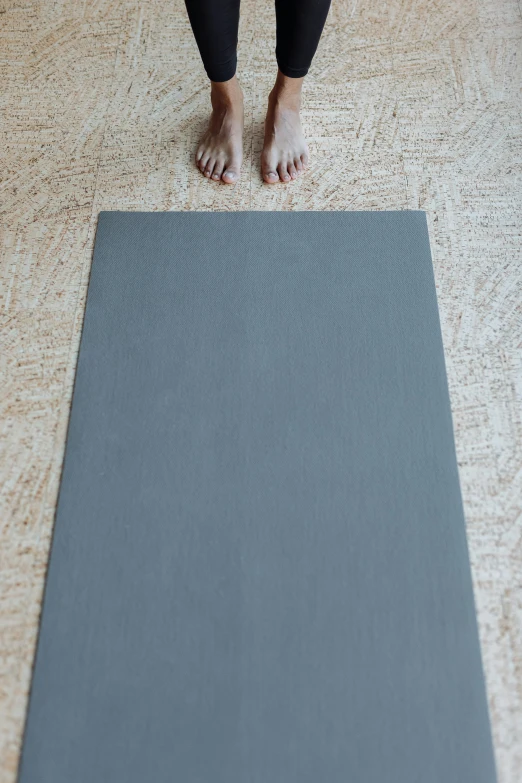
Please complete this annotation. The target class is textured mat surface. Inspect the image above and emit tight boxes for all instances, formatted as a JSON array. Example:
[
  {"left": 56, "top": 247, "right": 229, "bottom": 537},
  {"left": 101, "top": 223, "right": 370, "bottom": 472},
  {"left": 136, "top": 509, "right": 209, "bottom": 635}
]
[{"left": 19, "top": 211, "right": 496, "bottom": 783}]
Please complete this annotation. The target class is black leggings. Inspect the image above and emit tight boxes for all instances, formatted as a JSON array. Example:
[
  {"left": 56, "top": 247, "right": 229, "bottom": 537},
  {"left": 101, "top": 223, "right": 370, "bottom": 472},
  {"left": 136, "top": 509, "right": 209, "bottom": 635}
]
[{"left": 184, "top": 0, "right": 332, "bottom": 83}]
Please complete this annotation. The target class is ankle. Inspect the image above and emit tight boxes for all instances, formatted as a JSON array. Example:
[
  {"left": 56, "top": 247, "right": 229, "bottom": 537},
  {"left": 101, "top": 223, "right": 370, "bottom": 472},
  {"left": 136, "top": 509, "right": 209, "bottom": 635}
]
[
  {"left": 211, "top": 76, "right": 243, "bottom": 111},
  {"left": 269, "top": 70, "right": 303, "bottom": 110}
]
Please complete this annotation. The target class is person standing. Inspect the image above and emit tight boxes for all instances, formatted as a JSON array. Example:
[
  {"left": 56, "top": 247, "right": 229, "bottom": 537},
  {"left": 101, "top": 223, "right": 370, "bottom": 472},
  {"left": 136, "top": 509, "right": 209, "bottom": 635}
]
[{"left": 185, "top": 0, "right": 332, "bottom": 183}]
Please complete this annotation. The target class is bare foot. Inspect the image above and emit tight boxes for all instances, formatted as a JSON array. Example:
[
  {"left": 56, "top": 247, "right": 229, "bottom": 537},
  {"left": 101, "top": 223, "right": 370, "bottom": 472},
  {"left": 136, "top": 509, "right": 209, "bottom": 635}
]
[
  {"left": 196, "top": 76, "right": 243, "bottom": 184},
  {"left": 261, "top": 71, "right": 309, "bottom": 184}
]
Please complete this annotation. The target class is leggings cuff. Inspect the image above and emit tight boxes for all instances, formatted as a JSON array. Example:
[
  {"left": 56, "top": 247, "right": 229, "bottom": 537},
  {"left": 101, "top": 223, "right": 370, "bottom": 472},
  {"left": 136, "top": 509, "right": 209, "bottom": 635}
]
[
  {"left": 276, "top": 58, "right": 310, "bottom": 79},
  {"left": 205, "top": 56, "right": 237, "bottom": 83}
]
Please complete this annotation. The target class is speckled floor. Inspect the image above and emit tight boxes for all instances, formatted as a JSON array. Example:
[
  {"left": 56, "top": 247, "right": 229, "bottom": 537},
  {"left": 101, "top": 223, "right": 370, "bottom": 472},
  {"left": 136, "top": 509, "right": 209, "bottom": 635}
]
[{"left": 1, "top": 1, "right": 521, "bottom": 780}]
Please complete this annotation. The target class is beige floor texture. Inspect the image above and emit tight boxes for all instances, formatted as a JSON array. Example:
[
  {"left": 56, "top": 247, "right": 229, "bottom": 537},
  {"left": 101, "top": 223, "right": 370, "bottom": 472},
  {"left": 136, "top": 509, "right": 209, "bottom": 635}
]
[{"left": 1, "top": 0, "right": 521, "bottom": 780}]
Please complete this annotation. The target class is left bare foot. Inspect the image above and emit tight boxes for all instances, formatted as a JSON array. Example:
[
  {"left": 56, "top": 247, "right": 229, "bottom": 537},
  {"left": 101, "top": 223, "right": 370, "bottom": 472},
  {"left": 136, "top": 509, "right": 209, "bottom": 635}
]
[
  {"left": 261, "top": 71, "right": 309, "bottom": 184},
  {"left": 196, "top": 75, "right": 244, "bottom": 184}
]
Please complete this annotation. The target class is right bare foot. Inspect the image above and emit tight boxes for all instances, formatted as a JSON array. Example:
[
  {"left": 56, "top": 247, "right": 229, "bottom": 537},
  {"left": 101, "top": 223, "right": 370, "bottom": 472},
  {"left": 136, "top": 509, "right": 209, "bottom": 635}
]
[
  {"left": 196, "top": 76, "right": 244, "bottom": 184},
  {"left": 261, "top": 71, "right": 309, "bottom": 184}
]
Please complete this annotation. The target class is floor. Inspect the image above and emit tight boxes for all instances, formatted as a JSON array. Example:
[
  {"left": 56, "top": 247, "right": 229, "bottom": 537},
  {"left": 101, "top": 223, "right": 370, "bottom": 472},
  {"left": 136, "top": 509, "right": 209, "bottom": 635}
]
[{"left": 1, "top": 0, "right": 521, "bottom": 780}]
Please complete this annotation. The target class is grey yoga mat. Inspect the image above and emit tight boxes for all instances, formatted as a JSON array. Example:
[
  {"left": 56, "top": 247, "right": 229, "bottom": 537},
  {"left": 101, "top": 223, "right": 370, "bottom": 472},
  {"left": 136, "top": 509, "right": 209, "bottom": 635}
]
[{"left": 19, "top": 211, "right": 496, "bottom": 783}]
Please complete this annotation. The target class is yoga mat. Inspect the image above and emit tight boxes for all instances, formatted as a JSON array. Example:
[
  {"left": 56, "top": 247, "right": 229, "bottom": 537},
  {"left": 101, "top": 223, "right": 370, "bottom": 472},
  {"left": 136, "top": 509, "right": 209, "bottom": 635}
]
[{"left": 19, "top": 211, "right": 496, "bottom": 783}]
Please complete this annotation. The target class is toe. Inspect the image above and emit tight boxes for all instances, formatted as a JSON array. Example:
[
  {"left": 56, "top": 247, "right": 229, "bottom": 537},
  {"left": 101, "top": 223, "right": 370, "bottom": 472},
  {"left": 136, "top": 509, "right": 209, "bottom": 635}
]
[
  {"left": 295, "top": 157, "right": 303, "bottom": 173},
  {"left": 204, "top": 159, "right": 215, "bottom": 178},
  {"left": 261, "top": 158, "right": 279, "bottom": 185},
  {"left": 222, "top": 170, "right": 238, "bottom": 184},
  {"left": 222, "top": 163, "right": 240, "bottom": 184},
  {"left": 262, "top": 168, "right": 279, "bottom": 184},
  {"left": 288, "top": 162, "right": 297, "bottom": 180},
  {"left": 212, "top": 159, "right": 224, "bottom": 181},
  {"left": 198, "top": 153, "right": 209, "bottom": 173},
  {"left": 277, "top": 162, "right": 291, "bottom": 183},
  {"left": 261, "top": 151, "right": 279, "bottom": 183},
  {"left": 300, "top": 151, "right": 309, "bottom": 169}
]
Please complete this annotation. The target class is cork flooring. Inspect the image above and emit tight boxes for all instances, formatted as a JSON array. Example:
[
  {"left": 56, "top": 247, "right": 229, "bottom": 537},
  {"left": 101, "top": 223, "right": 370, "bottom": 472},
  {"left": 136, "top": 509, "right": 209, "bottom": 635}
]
[{"left": 1, "top": 0, "right": 521, "bottom": 781}]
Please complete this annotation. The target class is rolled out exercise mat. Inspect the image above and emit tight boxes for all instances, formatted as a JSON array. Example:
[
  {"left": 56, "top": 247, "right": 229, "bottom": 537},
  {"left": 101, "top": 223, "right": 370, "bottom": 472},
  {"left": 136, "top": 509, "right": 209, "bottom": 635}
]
[{"left": 19, "top": 211, "right": 496, "bottom": 783}]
